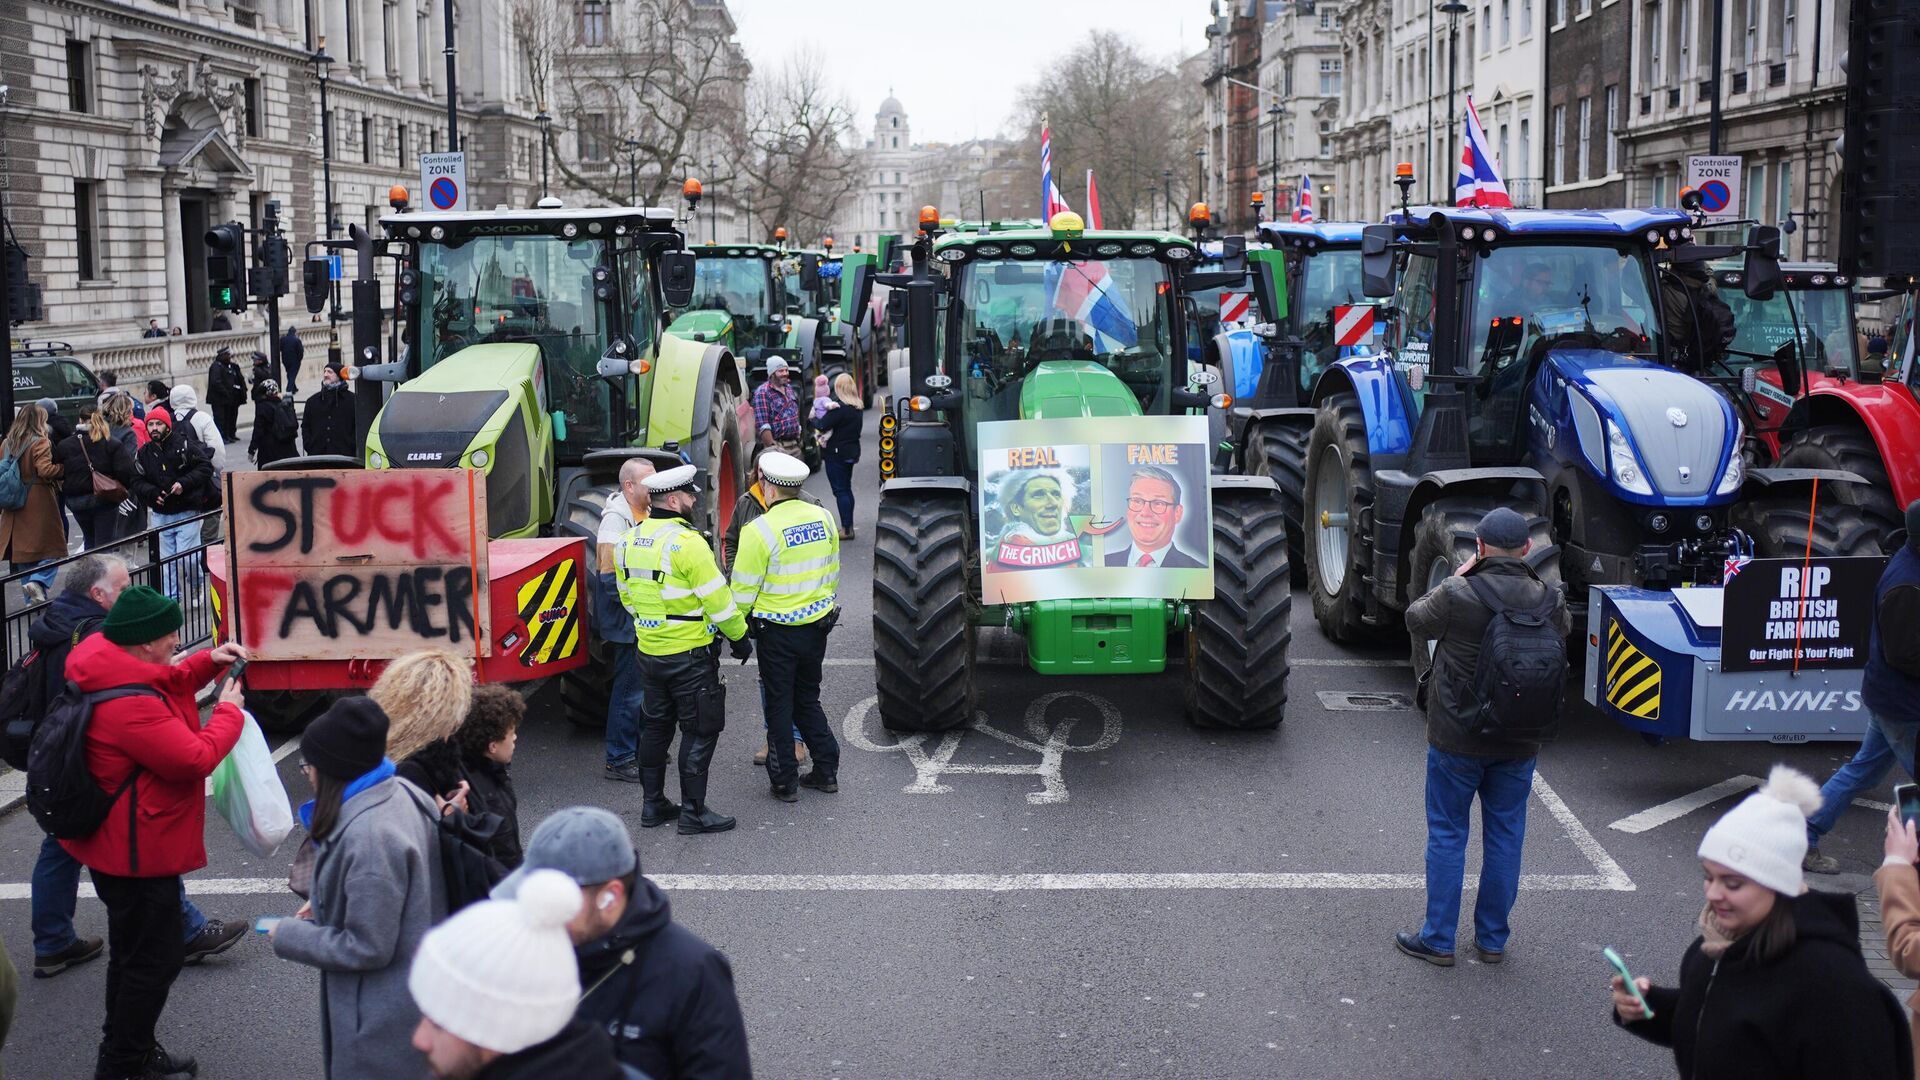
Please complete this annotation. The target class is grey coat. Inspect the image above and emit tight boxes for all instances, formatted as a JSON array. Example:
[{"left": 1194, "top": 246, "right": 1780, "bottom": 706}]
[{"left": 272, "top": 777, "right": 446, "bottom": 1079}]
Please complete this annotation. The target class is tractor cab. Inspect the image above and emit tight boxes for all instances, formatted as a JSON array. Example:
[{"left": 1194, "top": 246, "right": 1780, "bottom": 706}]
[
  {"left": 668, "top": 242, "right": 823, "bottom": 388},
  {"left": 1711, "top": 262, "right": 1861, "bottom": 439}
]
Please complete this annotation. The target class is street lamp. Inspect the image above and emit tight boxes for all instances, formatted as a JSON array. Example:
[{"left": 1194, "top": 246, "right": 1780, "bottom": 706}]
[
  {"left": 705, "top": 158, "right": 717, "bottom": 240},
  {"left": 1192, "top": 148, "right": 1206, "bottom": 226},
  {"left": 1267, "top": 102, "right": 1287, "bottom": 222},
  {"left": 310, "top": 38, "right": 339, "bottom": 354},
  {"left": 622, "top": 136, "right": 642, "bottom": 206},
  {"left": 1438, "top": 1, "right": 1470, "bottom": 205},
  {"left": 1162, "top": 168, "right": 1172, "bottom": 231},
  {"left": 535, "top": 109, "right": 551, "bottom": 199}
]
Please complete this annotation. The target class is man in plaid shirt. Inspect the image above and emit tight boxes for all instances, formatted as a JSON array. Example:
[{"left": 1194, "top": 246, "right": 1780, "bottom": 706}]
[{"left": 752, "top": 356, "right": 803, "bottom": 457}]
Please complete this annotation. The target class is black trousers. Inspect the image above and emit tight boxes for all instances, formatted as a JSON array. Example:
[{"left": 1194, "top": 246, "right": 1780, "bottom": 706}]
[
  {"left": 281, "top": 354, "right": 302, "bottom": 394},
  {"left": 89, "top": 870, "right": 185, "bottom": 1078},
  {"left": 636, "top": 645, "right": 722, "bottom": 804},
  {"left": 757, "top": 618, "right": 841, "bottom": 788},
  {"left": 209, "top": 400, "right": 240, "bottom": 442}
]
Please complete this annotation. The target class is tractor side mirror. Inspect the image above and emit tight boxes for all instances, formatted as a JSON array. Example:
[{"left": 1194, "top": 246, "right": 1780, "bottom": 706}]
[
  {"left": 800, "top": 254, "right": 821, "bottom": 290},
  {"left": 1773, "top": 338, "right": 1804, "bottom": 398},
  {"left": 839, "top": 257, "right": 875, "bottom": 321},
  {"left": 1361, "top": 226, "right": 1395, "bottom": 298},
  {"left": 1219, "top": 234, "right": 1247, "bottom": 273},
  {"left": 1742, "top": 225, "right": 1784, "bottom": 301},
  {"left": 1248, "top": 248, "right": 1288, "bottom": 326},
  {"left": 302, "top": 257, "right": 331, "bottom": 314},
  {"left": 659, "top": 251, "right": 697, "bottom": 308}
]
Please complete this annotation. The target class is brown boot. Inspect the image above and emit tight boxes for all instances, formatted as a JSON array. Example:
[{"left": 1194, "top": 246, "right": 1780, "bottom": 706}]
[
  {"left": 753, "top": 744, "right": 769, "bottom": 766},
  {"left": 796, "top": 741, "right": 810, "bottom": 764}
]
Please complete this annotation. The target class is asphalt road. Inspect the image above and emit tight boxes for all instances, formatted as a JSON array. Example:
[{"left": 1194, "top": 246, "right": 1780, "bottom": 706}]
[{"left": 0, "top": 407, "right": 1900, "bottom": 1079}]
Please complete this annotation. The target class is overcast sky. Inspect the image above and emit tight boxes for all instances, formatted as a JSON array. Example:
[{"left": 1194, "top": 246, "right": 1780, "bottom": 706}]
[{"left": 726, "top": 0, "right": 1212, "bottom": 145}]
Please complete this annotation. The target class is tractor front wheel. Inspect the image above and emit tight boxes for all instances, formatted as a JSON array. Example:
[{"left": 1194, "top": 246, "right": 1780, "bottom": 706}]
[
  {"left": 1736, "top": 495, "right": 1883, "bottom": 561},
  {"left": 1304, "top": 392, "right": 1383, "bottom": 641},
  {"left": 873, "top": 492, "right": 976, "bottom": 732},
  {"left": 703, "top": 377, "right": 745, "bottom": 540},
  {"left": 1776, "top": 425, "right": 1902, "bottom": 547},
  {"left": 1250, "top": 420, "right": 1311, "bottom": 586},
  {"left": 1406, "top": 495, "right": 1560, "bottom": 671},
  {"left": 1186, "top": 490, "right": 1293, "bottom": 729}
]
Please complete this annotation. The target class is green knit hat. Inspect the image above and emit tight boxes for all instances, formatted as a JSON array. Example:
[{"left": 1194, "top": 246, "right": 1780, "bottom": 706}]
[{"left": 103, "top": 585, "right": 183, "bottom": 646}]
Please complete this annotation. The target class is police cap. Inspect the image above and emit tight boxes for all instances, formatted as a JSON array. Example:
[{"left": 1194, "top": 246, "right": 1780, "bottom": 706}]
[
  {"left": 759, "top": 451, "right": 808, "bottom": 488},
  {"left": 643, "top": 463, "right": 700, "bottom": 496}
]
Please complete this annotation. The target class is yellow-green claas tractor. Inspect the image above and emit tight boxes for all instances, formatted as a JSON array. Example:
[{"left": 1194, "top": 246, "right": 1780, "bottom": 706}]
[{"left": 359, "top": 204, "right": 757, "bottom": 722}]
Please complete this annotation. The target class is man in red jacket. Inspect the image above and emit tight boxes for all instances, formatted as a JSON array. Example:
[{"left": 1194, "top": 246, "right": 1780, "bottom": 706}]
[{"left": 60, "top": 585, "right": 247, "bottom": 1080}]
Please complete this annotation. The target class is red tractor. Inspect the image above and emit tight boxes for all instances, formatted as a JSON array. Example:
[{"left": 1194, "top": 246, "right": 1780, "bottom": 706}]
[{"left": 1713, "top": 264, "right": 1920, "bottom": 547}]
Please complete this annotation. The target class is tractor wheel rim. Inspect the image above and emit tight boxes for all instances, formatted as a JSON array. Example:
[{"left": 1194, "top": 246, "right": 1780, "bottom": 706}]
[{"left": 1315, "top": 443, "right": 1349, "bottom": 595}]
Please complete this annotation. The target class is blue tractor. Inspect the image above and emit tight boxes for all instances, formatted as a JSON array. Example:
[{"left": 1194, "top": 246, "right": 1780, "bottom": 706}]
[{"left": 1300, "top": 205, "right": 1880, "bottom": 643}]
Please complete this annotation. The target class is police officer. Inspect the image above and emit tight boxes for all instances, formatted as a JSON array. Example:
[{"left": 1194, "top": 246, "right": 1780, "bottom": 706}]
[
  {"left": 729, "top": 451, "right": 842, "bottom": 802},
  {"left": 614, "top": 464, "right": 753, "bottom": 834}
]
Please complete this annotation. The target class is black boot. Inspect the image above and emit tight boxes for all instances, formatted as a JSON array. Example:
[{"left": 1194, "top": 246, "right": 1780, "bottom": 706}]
[
  {"left": 638, "top": 766, "right": 678, "bottom": 828},
  {"left": 677, "top": 735, "right": 735, "bottom": 834}
]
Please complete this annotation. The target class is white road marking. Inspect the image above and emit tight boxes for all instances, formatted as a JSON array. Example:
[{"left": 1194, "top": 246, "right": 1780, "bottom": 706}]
[
  {"left": 733, "top": 656, "right": 1411, "bottom": 669},
  {"left": 1292, "top": 658, "right": 1411, "bottom": 668},
  {"left": 1608, "top": 776, "right": 1762, "bottom": 835},
  {"left": 1532, "top": 772, "right": 1636, "bottom": 891},
  {"left": 843, "top": 693, "right": 1122, "bottom": 804},
  {"left": 1857, "top": 798, "right": 1894, "bottom": 812},
  {"left": 270, "top": 734, "right": 303, "bottom": 765}
]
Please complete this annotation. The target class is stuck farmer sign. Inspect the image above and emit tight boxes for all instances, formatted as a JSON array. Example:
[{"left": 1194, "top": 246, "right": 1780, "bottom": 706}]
[{"left": 224, "top": 470, "right": 491, "bottom": 661}]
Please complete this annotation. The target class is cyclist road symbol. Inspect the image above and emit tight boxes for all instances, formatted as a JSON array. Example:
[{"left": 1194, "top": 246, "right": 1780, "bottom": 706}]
[{"left": 843, "top": 691, "right": 1123, "bottom": 805}]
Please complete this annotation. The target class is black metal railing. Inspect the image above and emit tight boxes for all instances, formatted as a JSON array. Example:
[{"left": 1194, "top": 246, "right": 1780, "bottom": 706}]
[{"left": 2, "top": 507, "right": 224, "bottom": 668}]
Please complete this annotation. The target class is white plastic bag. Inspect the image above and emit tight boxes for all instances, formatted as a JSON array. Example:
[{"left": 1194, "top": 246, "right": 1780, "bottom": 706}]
[{"left": 211, "top": 710, "right": 294, "bottom": 858}]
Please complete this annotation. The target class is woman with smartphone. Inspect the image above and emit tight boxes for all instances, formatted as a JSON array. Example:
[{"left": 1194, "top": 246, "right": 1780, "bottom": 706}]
[
  {"left": 1609, "top": 765, "right": 1911, "bottom": 1079},
  {"left": 1874, "top": 795, "right": 1920, "bottom": 1078}
]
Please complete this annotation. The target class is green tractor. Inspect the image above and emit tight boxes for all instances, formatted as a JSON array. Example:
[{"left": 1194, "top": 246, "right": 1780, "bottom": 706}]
[
  {"left": 779, "top": 244, "right": 883, "bottom": 410},
  {"left": 360, "top": 203, "right": 757, "bottom": 719},
  {"left": 666, "top": 240, "right": 826, "bottom": 385},
  {"left": 844, "top": 211, "right": 1296, "bottom": 732}
]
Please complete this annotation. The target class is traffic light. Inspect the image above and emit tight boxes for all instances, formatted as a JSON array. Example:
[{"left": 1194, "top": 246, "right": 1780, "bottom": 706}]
[
  {"left": 302, "top": 256, "right": 331, "bottom": 314},
  {"left": 1840, "top": 0, "right": 1920, "bottom": 277},
  {"left": 251, "top": 234, "right": 290, "bottom": 299},
  {"left": 204, "top": 222, "right": 247, "bottom": 313},
  {"left": 5, "top": 239, "right": 43, "bottom": 325}
]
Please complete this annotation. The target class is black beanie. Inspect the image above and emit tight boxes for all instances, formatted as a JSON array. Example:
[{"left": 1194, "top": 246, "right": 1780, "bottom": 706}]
[{"left": 303, "top": 697, "right": 391, "bottom": 781}]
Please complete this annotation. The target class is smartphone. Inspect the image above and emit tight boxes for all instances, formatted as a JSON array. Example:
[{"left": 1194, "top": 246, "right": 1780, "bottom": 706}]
[
  {"left": 1896, "top": 783, "right": 1920, "bottom": 825},
  {"left": 221, "top": 657, "right": 249, "bottom": 691},
  {"left": 1603, "top": 947, "right": 1655, "bottom": 1020},
  {"left": 252, "top": 915, "right": 283, "bottom": 935}
]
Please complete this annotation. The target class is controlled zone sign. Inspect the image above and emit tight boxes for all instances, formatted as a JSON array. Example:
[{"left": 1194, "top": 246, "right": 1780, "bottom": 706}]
[
  {"left": 420, "top": 152, "right": 467, "bottom": 211},
  {"left": 976, "top": 415, "right": 1213, "bottom": 604},
  {"left": 224, "top": 469, "right": 491, "bottom": 661},
  {"left": 1684, "top": 155, "right": 1742, "bottom": 224}
]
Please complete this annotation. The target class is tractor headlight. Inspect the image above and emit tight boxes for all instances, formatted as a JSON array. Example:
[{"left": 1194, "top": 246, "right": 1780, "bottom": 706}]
[
  {"left": 469, "top": 448, "right": 490, "bottom": 469},
  {"left": 369, "top": 451, "right": 387, "bottom": 469},
  {"left": 1606, "top": 420, "right": 1652, "bottom": 495},
  {"left": 1716, "top": 421, "right": 1746, "bottom": 494}
]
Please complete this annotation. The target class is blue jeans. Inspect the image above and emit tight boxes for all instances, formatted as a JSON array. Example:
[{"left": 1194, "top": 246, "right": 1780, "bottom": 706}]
[
  {"left": 1807, "top": 712, "right": 1918, "bottom": 845},
  {"left": 31, "top": 833, "right": 205, "bottom": 955},
  {"left": 822, "top": 457, "right": 856, "bottom": 531},
  {"left": 152, "top": 508, "right": 200, "bottom": 602},
  {"left": 14, "top": 557, "right": 57, "bottom": 591},
  {"left": 604, "top": 644, "right": 646, "bottom": 766},
  {"left": 1419, "top": 745, "right": 1536, "bottom": 955}
]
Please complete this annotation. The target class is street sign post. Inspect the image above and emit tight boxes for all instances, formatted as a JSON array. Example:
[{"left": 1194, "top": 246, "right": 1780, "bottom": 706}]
[
  {"left": 419, "top": 151, "right": 467, "bottom": 212},
  {"left": 1685, "top": 155, "right": 1742, "bottom": 225}
]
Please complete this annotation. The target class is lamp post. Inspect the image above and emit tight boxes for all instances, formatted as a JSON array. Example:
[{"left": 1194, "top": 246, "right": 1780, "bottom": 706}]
[
  {"left": 310, "top": 39, "right": 339, "bottom": 352},
  {"left": 535, "top": 109, "right": 551, "bottom": 198},
  {"left": 1267, "top": 102, "right": 1286, "bottom": 222},
  {"left": 1193, "top": 148, "right": 1207, "bottom": 225},
  {"left": 1162, "top": 168, "right": 1172, "bottom": 230},
  {"left": 1438, "top": 1, "right": 1469, "bottom": 204},
  {"left": 623, "top": 136, "right": 642, "bottom": 206},
  {"left": 705, "top": 158, "right": 717, "bottom": 240},
  {"left": 442, "top": 0, "right": 458, "bottom": 148}
]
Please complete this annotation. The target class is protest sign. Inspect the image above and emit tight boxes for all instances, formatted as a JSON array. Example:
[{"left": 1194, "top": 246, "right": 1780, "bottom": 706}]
[
  {"left": 1719, "top": 555, "right": 1887, "bottom": 673},
  {"left": 977, "top": 415, "right": 1213, "bottom": 604}
]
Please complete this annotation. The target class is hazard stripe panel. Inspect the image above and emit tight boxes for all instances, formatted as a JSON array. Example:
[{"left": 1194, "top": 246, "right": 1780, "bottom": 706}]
[
  {"left": 1604, "top": 620, "right": 1661, "bottom": 720},
  {"left": 515, "top": 559, "right": 581, "bottom": 666}
]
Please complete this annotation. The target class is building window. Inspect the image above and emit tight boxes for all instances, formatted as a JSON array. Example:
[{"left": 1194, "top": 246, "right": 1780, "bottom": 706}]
[
  {"left": 1677, "top": 0, "right": 1693, "bottom": 76},
  {"left": 345, "top": 0, "right": 359, "bottom": 62},
  {"left": 397, "top": 122, "right": 408, "bottom": 168},
  {"left": 1743, "top": 0, "right": 1759, "bottom": 63},
  {"left": 893, "top": 171, "right": 902, "bottom": 184},
  {"left": 1553, "top": 0, "right": 1566, "bottom": 22},
  {"left": 74, "top": 182, "right": 100, "bottom": 281},
  {"left": 1518, "top": 117, "right": 1531, "bottom": 177},
  {"left": 1776, "top": 160, "right": 1793, "bottom": 250},
  {"left": 362, "top": 116, "right": 373, "bottom": 164},
  {"left": 243, "top": 78, "right": 262, "bottom": 137},
  {"left": 1521, "top": 0, "right": 1532, "bottom": 34},
  {"left": 1319, "top": 58, "right": 1342, "bottom": 95},
  {"left": 578, "top": 113, "right": 610, "bottom": 161},
  {"left": 65, "top": 40, "right": 91, "bottom": 113},
  {"left": 1747, "top": 162, "right": 1766, "bottom": 220},
  {"left": 1775, "top": 0, "right": 1795, "bottom": 55},
  {"left": 1320, "top": 8, "right": 1333, "bottom": 27},
  {"left": 1551, "top": 103, "right": 1566, "bottom": 184},
  {"left": 577, "top": 0, "right": 608, "bottom": 46},
  {"left": 1576, "top": 96, "right": 1591, "bottom": 180},
  {"left": 1604, "top": 86, "right": 1619, "bottom": 172},
  {"left": 1645, "top": 0, "right": 1664, "bottom": 85},
  {"left": 1481, "top": 5, "right": 1492, "bottom": 51},
  {"left": 1498, "top": 122, "right": 1510, "bottom": 173},
  {"left": 1578, "top": 0, "right": 1591, "bottom": 13},
  {"left": 231, "top": 0, "right": 257, "bottom": 28},
  {"left": 1500, "top": 0, "right": 1511, "bottom": 44}
]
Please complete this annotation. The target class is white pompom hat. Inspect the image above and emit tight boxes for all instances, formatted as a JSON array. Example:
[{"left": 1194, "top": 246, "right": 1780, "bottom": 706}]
[
  {"left": 408, "top": 868, "right": 584, "bottom": 1054},
  {"left": 1697, "top": 765, "right": 1824, "bottom": 896}
]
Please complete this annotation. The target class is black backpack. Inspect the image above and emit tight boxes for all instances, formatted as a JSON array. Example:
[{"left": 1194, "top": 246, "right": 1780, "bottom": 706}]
[
  {"left": 1463, "top": 573, "right": 1568, "bottom": 741},
  {"left": 27, "top": 683, "right": 163, "bottom": 839},
  {"left": 0, "top": 616, "right": 104, "bottom": 770},
  {"left": 403, "top": 784, "right": 508, "bottom": 914}
]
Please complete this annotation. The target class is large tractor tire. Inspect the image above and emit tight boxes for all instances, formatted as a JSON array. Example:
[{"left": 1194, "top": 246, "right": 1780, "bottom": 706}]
[
  {"left": 1735, "top": 494, "right": 1883, "bottom": 561},
  {"left": 701, "top": 378, "right": 746, "bottom": 541},
  {"left": 1405, "top": 495, "right": 1560, "bottom": 677},
  {"left": 873, "top": 492, "right": 976, "bottom": 732},
  {"left": 556, "top": 488, "right": 616, "bottom": 729},
  {"left": 1249, "top": 420, "right": 1312, "bottom": 586},
  {"left": 1186, "top": 490, "right": 1293, "bottom": 729},
  {"left": 1303, "top": 392, "right": 1384, "bottom": 641},
  {"left": 1776, "top": 425, "right": 1903, "bottom": 547}
]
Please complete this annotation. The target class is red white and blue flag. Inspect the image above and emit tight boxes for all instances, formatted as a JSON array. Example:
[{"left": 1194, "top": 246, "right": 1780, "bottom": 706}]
[
  {"left": 1049, "top": 261, "right": 1138, "bottom": 351},
  {"left": 1292, "top": 175, "right": 1315, "bottom": 222},
  {"left": 1041, "top": 114, "right": 1072, "bottom": 219},
  {"left": 1085, "top": 169, "right": 1103, "bottom": 229},
  {"left": 1454, "top": 96, "right": 1513, "bottom": 208}
]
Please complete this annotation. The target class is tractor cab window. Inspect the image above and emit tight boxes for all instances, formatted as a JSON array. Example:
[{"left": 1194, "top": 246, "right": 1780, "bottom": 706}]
[
  {"left": 691, "top": 255, "right": 771, "bottom": 319},
  {"left": 953, "top": 256, "right": 1174, "bottom": 421},
  {"left": 1390, "top": 252, "right": 1439, "bottom": 375},
  {"left": 1724, "top": 286, "right": 1856, "bottom": 377},
  {"left": 1296, "top": 247, "right": 1366, "bottom": 373},
  {"left": 413, "top": 233, "right": 616, "bottom": 453}
]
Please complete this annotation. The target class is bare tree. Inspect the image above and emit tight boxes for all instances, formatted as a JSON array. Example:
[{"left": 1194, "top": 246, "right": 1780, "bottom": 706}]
[
  {"left": 513, "top": 0, "right": 748, "bottom": 207},
  {"left": 735, "top": 50, "right": 861, "bottom": 245},
  {"left": 1014, "top": 31, "right": 1205, "bottom": 229}
]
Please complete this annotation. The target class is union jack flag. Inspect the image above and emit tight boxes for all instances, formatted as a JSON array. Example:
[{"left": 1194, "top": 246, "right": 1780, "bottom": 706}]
[
  {"left": 1048, "top": 261, "right": 1138, "bottom": 351},
  {"left": 1723, "top": 554, "right": 1753, "bottom": 583},
  {"left": 1454, "top": 96, "right": 1514, "bottom": 208},
  {"left": 1292, "top": 175, "right": 1315, "bottom": 222},
  {"left": 1041, "top": 114, "right": 1072, "bottom": 219}
]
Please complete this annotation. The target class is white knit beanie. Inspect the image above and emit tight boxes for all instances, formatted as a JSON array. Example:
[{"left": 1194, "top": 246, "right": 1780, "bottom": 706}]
[
  {"left": 1697, "top": 765, "right": 1823, "bottom": 896},
  {"left": 408, "top": 869, "right": 584, "bottom": 1054}
]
